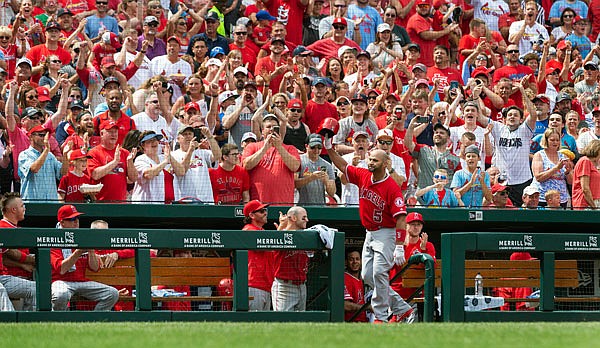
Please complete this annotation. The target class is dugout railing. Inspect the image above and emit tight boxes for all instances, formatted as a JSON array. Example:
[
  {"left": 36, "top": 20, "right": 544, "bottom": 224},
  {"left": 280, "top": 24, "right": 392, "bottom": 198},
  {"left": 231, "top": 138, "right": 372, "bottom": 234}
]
[
  {"left": 0, "top": 228, "right": 345, "bottom": 322},
  {"left": 442, "top": 232, "right": 600, "bottom": 322}
]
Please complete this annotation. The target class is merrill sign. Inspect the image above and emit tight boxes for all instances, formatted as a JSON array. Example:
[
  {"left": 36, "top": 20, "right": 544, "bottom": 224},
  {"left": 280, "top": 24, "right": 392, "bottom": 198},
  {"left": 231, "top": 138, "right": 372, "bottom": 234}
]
[
  {"left": 498, "top": 235, "right": 535, "bottom": 250},
  {"left": 36, "top": 231, "right": 77, "bottom": 247},
  {"left": 110, "top": 232, "right": 151, "bottom": 248},
  {"left": 256, "top": 233, "right": 296, "bottom": 249},
  {"left": 564, "top": 236, "right": 599, "bottom": 251},
  {"left": 182, "top": 233, "right": 224, "bottom": 248}
]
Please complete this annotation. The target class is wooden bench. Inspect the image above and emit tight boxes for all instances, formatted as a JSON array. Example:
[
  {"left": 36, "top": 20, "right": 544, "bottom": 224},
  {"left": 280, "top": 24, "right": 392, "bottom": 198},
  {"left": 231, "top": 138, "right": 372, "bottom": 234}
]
[
  {"left": 402, "top": 259, "right": 581, "bottom": 303},
  {"left": 85, "top": 257, "right": 233, "bottom": 302}
]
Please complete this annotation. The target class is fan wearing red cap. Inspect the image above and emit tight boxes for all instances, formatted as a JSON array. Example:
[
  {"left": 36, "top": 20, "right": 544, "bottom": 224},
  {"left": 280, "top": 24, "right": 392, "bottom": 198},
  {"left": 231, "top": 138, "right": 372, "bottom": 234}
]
[
  {"left": 241, "top": 200, "right": 275, "bottom": 310},
  {"left": 283, "top": 99, "right": 311, "bottom": 152},
  {"left": 390, "top": 212, "right": 436, "bottom": 301},
  {"left": 50, "top": 205, "right": 120, "bottom": 311},
  {"left": 18, "top": 123, "right": 69, "bottom": 201},
  {"left": 58, "top": 149, "right": 93, "bottom": 202},
  {"left": 148, "top": 32, "right": 193, "bottom": 101},
  {"left": 89, "top": 31, "right": 122, "bottom": 71},
  {"left": 304, "top": 16, "right": 361, "bottom": 63}
]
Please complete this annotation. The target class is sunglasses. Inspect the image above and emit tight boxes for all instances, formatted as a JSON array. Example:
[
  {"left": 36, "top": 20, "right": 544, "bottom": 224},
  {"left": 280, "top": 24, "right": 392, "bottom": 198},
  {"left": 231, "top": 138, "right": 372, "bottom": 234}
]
[
  {"left": 178, "top": 22, "right": 187, "bottom": 25},
  {"left": 433, "top": 174, "right": 447, "bottom": 180},
  {"left": 385, "top": 13, "right": 396, "bottom": 17},
  {"left": 585, "top": 66, "right": 598, "bottom": 71},
  {"left": 438, "top": 111, "right": 446, "bottom": 116},
  {"left": 70, "top": 95, "right": 82, "bottom": 99},
  {"left": 96, "top": 1, "right": 108, "bottom": 4},
  {"left": 253, "top": 208, "right": 267, "bottom": 214},
  {"left": 333, "top": 25, "right": 345, "bottom": 30},
  {"left": 148, "top": 5, "right": 161, "bottom": 8},
  {"left": 235, "top": 32, "right": 247, "bottom": 35},
  {"left": 334, "top": 4, "right": 347, "bottom": 8},
  {"left": 367, "top": 96, "right": 377, "bottom": 100},
  {"left": 507, "top": 50, "right": 519, "bottom": 54},
  {"left": 0, "top": 36, "right": 10, "bottom": 39},
  {"left": 27, "top": 95, "right": 38, "bottom": 100},
  {"left": 563, "top": 14, "right": 574, "bottom": 18},
  {"left": 310, "top": 145, "right": 322, "bottom": 149},
  {"left": 148, "top": 100, "right": 159, "bottom": 104},
  {"left": 147, "top": 23, "right": 158, "bottom": 27},
  {"left": 289, "top": 108, "right": 302, "bottom": 113},
  {"left": 337, "top": 101, "right": 350, "bottom": 106},
  {"left": 378, "top": 140, "right": 393, "bottom": 145},
  {"left": 50, "top": 59, "right": 61, "bottom": 63}
]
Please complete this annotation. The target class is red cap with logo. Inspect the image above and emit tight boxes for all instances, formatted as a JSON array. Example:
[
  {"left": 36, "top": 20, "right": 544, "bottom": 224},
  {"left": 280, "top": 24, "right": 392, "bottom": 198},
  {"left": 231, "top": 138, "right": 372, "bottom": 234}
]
[
  {"left": 184, "top": 101, "right": 200, "bottom": 112},
  {"left": 28, "top": 125, "right": 49, "bottom": 137},
  {"left": 57, "top": 204, "right": 84, "bottom": 221},
  {"left": 243, "top": 200, "right": 270, "bottom": 217},
  {"left": 100, "top": 120, "right": 119, "bottom": 131},
  {"left": 332, "top": 17, "right": 347, "bottom": 26},
  {"left": 36, "top": 86, "right": 51, "bottom": 102},
  {"left": 406, "top": 212, "right": 424, "bottom": 224},
  {"left": 288, "top": 98, "right": 302, "bottom": 109}
]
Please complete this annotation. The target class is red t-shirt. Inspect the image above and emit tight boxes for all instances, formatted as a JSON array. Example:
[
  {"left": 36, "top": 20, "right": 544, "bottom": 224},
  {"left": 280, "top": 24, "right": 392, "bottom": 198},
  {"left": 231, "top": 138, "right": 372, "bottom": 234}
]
[
  {"left": 255, "top": 55, "right": 286, "bottom": 95},
  {"left": 273, "top": 250, "right": 309, "bottom": 282},
  {"left": 345, "top": 165, "right": 406, "bottom": 230},
  {"left": 50, "top": 248, "right": 97, "bottom": 282},
  {"left": 572, "top": 156, "right": 600, "bottom": 209},
  {"left": 390, "top": 240, "right": 436, "bottom": 298},
  {"left": 253, "top": 26, "right": 271, "bottom": 44},
  {"left": 306, "top": 37, "right": 361, "bottom": 61},
  {"left": 265, "top": 0, "right": 307, "bottom": 45},
  {"left": 58, "top": 171, "right": 92, "bottom": 202},
  {"left": 209, "top": 165, "right": 250, "bottom": 204},
  {"left": 93, "top": 111, "right": 136, "bottom": 146},
  {"left": 25, "top": 44, "right": 72, "bottom": 83},
  {"left": 243, "top": 223, "right": 275, "bottom": 292},
  {"left": 406, "top": 14, "right": 436, "bottom": 67},
  {"left": 427, "top": 66, "right": 463, "bottom": 100},
  {"left": 86, "top": 144, "right": 131, "bottom": 202},
  {"left": 242, "top": 140, "right": 300, "bottom": 205},
  {"left": 344, "top": 272, "right": 367, "bottom": 322},
  {"left": 303, "top": 99, "right": 339, "bottom": 133},
  {"left": 230, "top": 43, "right": 258, "bottom": 73}
]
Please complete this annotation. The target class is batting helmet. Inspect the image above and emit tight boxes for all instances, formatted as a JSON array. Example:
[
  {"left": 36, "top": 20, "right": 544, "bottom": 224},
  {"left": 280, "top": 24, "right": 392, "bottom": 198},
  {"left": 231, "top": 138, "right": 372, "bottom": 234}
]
[
  {"left": 217, "top": 278, "right": 233, "bottom": 296},
  {"left": 316, "top": 118, "right": 339, "bottom": 137}
]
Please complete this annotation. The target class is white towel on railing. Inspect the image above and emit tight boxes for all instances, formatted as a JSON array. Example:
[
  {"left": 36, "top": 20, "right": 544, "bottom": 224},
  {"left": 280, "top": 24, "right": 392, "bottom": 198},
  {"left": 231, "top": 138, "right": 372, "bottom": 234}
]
[{"left": 307, "top": 224, "right": 337, "bottom": 249}]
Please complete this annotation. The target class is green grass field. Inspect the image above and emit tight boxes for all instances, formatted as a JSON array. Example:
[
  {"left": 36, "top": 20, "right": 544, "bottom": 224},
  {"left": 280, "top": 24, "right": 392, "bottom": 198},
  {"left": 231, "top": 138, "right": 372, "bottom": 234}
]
[{"left": 3, "top": 322, "right": 600, "bottom": 348}]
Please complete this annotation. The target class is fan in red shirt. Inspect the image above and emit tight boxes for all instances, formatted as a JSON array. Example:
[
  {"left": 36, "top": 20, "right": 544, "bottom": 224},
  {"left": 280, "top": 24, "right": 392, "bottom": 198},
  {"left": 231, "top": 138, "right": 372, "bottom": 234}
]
[
  {"left": 427, "top": 45, "right": 463, "bottom": 100},
  {"left": 58, "top": 148, "right": 93, "bottom": 202},
  {"left": 92, "top": 87, "right": 136, "bottom": 145},
  {"left": 25, "top": 21, "right": 72, "bottom": 83},
  {"left": 254, "top": 37, "right": 289, "bottom": 95},
  {"left": 242, "top": 200, "right": 276, "bottom": 311},
  {"left": 209, "top": 144, "right": 250, "bottom": 204}
]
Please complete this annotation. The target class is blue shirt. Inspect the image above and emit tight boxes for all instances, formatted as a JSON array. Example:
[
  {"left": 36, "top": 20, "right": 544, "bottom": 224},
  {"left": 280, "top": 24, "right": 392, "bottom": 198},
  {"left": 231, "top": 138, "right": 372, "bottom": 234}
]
[
  {"left": 549, "top": 0, "right": 588, "bottom": 19},
  {"left": 565, "top": 33, "right": 591, "bottom": 59},
  {"left": 450, "top": 169, "right": 490, "bottom": 208},
  {"left": 186, "top": 33, "right": 230, "bottom": 57},
  {"left": 84, "top": 15, "right": 119, "bottom": 39},
  {"left": 18, "top": 146, "right": 63, "bottom": 202},
  {"left": 421, "top": 188, "right": 460, "bottom": 207},
  {"left": 534, "top": 118, "right": 549, "bottom": 136},
  {"left": 347, "top": 4, "right": 382, "bottom": 50},
  {"left": 529, "top": 132, "right": 579, "bottom": 155}
]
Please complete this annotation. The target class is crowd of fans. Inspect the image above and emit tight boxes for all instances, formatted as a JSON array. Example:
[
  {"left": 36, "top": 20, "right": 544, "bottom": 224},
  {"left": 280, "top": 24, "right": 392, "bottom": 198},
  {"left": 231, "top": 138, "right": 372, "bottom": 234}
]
[{"left": 1, "top": 0, "right": 600, "bottom": 209}]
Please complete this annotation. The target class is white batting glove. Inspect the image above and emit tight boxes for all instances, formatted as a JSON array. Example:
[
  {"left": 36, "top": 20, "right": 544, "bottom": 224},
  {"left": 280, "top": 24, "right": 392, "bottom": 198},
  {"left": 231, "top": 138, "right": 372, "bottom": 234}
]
[
  {"left": 324, "top": 135, "right": 333, "bottom": 150},
  {"left": 393, "top": 245, "right": 406, "bottom": 266}
]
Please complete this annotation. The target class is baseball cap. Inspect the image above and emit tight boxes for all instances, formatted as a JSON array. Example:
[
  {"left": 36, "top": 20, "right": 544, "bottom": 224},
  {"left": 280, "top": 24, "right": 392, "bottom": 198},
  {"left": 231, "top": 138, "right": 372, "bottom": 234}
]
[
  {"left": 412, "top": 63, "right": 427, "bottom": 72},
  {"left": 510, "top": 252, "right": 536, "bottom": 261},
  {"left": 471, "top": 66, "right": 491, "bottom": 78},
  {"left": 102, "top": 32, "right": 121, "bottom": 49},
  {"left": 103, "top": 76, "right": 120, "bottom": 88},
  {"left": 337, "top": 45, "right": 357, "bottom": 58},
  {"left": 233, "top": 66, "right": 249, "bottom": 76},
  {"left": 367, "top": 88, "right": 381, "bottom": 96},
  {"left": 464, "top": 144, "right": 480, "bottom": 156},
  {"left": 356, "top": 51, "right": 371, "bottom": 60},
  {"left": 36, "top": 86, "right": 51, "bottom": 102},
  {"left": 523, "top": 185, "right": 540, "bottom": 196},
  {"left": 573, "top": 15, "right": 585, "bottom": 23},
  {"left": 293, "top": 45, "right": 313, "bottom": 57},
  {"left": 376, "top": 129, "right": 393, "bottom": 140},
  {"left": 218, "top": 90, "right": 237, "bottom": 104},
  {"left": 241, "top": 132, "right": 257, "bottom": 143},
  {"left": 433, "top": 123, "right": 450, "bottom": 136},
  {"left": 532, "top": 94, "right": 550, "bottom": 104},
  {"left": 406, "top": 212, "right": 424, "bottom": 224},
  {"left": 140, "top": 133, "right": 163, "bottom": 143},
  {"left": 184, "top": 101, "right": 200, "bottom": 112},
  {"left": 545, "top": 66, "right": 560, "bottom": 76},
  {"left": 210, "top": 46, "right": 225, "bottom": 58},
  {"left": 332, "top": 17, "right": 347, "bottom": 27},
  {"left": 27, "top": 124, "right": 48, "bottom": 136},
  {"left": 351, "top": 94, "right": 368, "bottom": 104},
  {"left": 236, "top": 17, "right": 251, "bottom": 26},
  {"left": 57, "top": 8, "right": 73, "bottom": 17},
  {"left": 491, "top": 183, "right": 509, "bottom": 194},
  {"left": 207, "top": 58, "right": 223, "bottom": 67},
  {"left": 585, "top": 61, "right": 599, "bottom": 70},
  {"left": 166, "top": 36, "right": 181, "bottom": 46},
  {"left": 205, "top": 11, "right": 219, "bottom": 21},
  {"left": 352, "top": 130, "right": 369, "bottom": 140},
  {"left": 69, "top": 148, "right": 91, "bottom": 161},
  {"left": 46, "top": 21, "right": 61, "bottom": 31},
  {"left": 263, "top": 113, "right": 278, "bottom": 122},
  {"left": 57, "top": 204, "right": 84, "bottom": 222},
  {"left": 270, "top": 37, "right": 286, "bottom": 46},
  {"left": 177, "top": 125, "right": 194, "bottom": 135},
  {"left": 100, "top": 120, "right": 119, "bottom": 131},
  {"left": 101, "top": 56, "right": 116, "bottom": 68},
  {"left": 377, "top": 23, "right": 391, "bottom": 33},
  {"left": 144, "top": 16, "right": 159, "bottom": 25},
  {"left": 16, "top": 57, "right": 32, "bottom": 68},
  {"left": 557, "top": 40, "right": 568, "bottom": 50},
  {"left": 69, "top": 100, "right": 85, "bottom": 110},
  {"left": 243, "top": 81, "right": 258, "bottom": 90},
  {"left": 307, "top": 134, "right": 323, "bottom": 147},
  {"left": 312, "top": 76, "right": 330, "bottom": 86},
  {"left": 243, "top": 199, "right": 269, "bottom": 217},
  {"left": 415, "top": 78, "right": 429, "bottom": 87},
  {"left": 406, "top": 43, "right": 420, "bottom": 52},
  {"left": 556, "top": 92, "right": 572, "bottom": 103},
  {"left": 387, "top": 93, "right": 401, "bottom": 101},
  {"left": 288, "top": 98, "right": 302, "bottom": 109},
  {"left": 256, "top": 9, "right": 276, "bottom": 21},
  {"left": 22, "top": 107, "right": 43, "bottom": 119},
  {"left": 416, "top": 0, "right": 432, "bottom": 5}
]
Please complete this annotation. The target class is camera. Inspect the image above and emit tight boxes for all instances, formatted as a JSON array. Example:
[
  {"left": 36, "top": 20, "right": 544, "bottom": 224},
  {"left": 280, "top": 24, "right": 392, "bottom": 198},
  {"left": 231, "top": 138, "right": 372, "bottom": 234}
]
[
  {"left": 447, "top": 7, "right": 462, "bottom": 24},
  {"left": 416, "top": 115, "right": 429, "bottom": 124},
  {"left": 534, "top": 34, "right": 544, "bottom": 47}
]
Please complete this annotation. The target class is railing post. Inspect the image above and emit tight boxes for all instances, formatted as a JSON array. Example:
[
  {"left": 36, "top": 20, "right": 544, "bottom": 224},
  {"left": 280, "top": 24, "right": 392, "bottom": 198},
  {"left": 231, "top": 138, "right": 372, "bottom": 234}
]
[
  {"left": 135, "top": 248, "right": 152, "bottom": 311},
  {"left": 442, "top": 233, "right": 475, "bottom": 322},
  {"left": 540, "top": 251, "right": 555, "bottom": 311},
  {"left": 328, "top": 232, "right": 345, "bottom": 322},
  {"left": 34, "top": 248, "right": 52, "bottom": 311},
  {"left": 421, "top": 253, "right": 435, "bottom": 323},
  {"left": 233, "top": 250, "right": 249, "bottom": 312}
]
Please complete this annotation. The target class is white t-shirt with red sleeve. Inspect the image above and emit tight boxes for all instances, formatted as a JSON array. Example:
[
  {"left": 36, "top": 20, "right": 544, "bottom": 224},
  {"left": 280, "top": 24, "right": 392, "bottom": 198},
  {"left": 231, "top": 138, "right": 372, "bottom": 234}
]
[{"left": 345, "top": 165, "right": 406, "bottom": 231}]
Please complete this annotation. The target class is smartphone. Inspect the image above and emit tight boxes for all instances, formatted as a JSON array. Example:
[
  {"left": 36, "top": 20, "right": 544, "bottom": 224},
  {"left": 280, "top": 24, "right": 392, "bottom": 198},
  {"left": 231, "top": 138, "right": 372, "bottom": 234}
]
[
  {"left": 416, "top": 115, "right": 429, "bottom": 124},
  {"left": 475, "top": 79, "right": 482, "bottom": 86},
  {"left": 479, "top": 37, "right": 487, "bottom": 44},
  {"left": 394, "top": 107, "right": 403, "bottom": 116},
  {"left": 320, "top": 166, "right": 327, "bottom": 172},
  {"left": 450, "top": 81, "right": 459, "bottom": 89},
  {"left": 272, "top": 126, "right": 280, "bottom": 135},
  {"left": 193, "top": 128, "right": 204, "bottom": 140},
  {"left": 363, "top": 79, "right": 368, "bottom": 86}
]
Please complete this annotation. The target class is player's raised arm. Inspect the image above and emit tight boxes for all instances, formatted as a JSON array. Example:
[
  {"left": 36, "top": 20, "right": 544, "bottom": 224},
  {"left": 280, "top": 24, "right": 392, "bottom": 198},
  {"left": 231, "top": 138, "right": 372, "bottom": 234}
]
[{"left": 325, "top": 135, "right": 349, "bottom": 172}]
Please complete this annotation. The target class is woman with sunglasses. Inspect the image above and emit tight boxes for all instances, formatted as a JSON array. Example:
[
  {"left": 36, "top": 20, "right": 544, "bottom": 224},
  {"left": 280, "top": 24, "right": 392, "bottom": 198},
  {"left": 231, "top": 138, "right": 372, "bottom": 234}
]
[
  {"left": 165, "top": 2, "right": 203, "bottom": 55},
  {"left": 39, "top": 55, "right": 65, "bottom": 112},
  {"left": 551, "top": 8, "right": 576, "bottom": 43},
  {"left": 382, "top": 6, "right": 411, "bottom": 48},
  {"left": 0, "top": 26, "right": 25, "bottom": 80}
]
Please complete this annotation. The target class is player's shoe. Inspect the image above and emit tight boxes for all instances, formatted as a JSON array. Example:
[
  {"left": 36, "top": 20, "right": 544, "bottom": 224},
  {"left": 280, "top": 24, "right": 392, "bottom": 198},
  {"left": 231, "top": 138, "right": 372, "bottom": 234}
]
[
  {"left": 389, "top": 308, "right": 415, "bottom": 324},
  {"left": 373, "top": 319, "right": 387, "bottom": 324}
]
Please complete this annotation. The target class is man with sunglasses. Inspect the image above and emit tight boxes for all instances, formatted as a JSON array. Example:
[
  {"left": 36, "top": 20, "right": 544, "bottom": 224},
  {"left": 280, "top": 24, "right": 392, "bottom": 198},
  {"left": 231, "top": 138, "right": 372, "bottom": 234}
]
[
  {"left": 229, "top": 24, "right": 258, "bottom": 72},
  {"left": 295, "top": 134, "right": 336, "bottom": 205},
  {"left": 487, "top": 183, "right": 514, "bottom": 208},
  {"left": 50, "top": 205, "right": 119, "bottom": 311},
  {"left": 83, "top": 0, "right": 119, "bottom": 41},
  {"left": 375, "top": 129, "right": 406, "bottom": 188},
  {"left": 306, "top": 17, "right": 361, "bottom": 61},
  {"left": 575, "top": 61, "right": 599, "bottom": 95},
  {"left": 318, "top": 0, "right": 360, "bottom": 43},
  {"left": 492, "top": 44, "right": 537, "bottom": 109},
  {"left": 242, "top": 199, "right": 274, "bottom": 310},
  {"left": 283, "top": 98, "right": 311, "bottom": 152},
  {"left": 25, "top": 21, "right": 71, "bottom": 83}
]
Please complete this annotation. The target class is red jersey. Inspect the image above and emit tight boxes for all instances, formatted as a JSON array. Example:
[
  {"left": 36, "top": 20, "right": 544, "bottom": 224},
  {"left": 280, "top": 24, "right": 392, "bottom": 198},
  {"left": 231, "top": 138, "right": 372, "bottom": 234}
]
[
  {"left": 390, "top": 239, "right": 436, "bottom": 298},
  {"left": 0, "top": 44, "right": 18, "bottom": 79},
  {"left": 427, "top": 66, "right": 463, "bottom": 100},
  {"left": 93, "top": 111, "right": 136, "bottom": 145},
  {"left": 0, "top": 219, "right": 18, "bottom": 275},
  {"left": 265, "top": 0, "right": 307, "bottom": 45},
  {"left": 50, "top": 248, "right": 98, "bottom": 282},
  {"left": 304, "top": 99, "right": 339, "bottom": 133},
  {"left": 255, "top": 55, "right": 286, "bottom": 95},
  {"left": 345, "top": 165, "right": 406, "bottom": 230},
  {"left": 243, "top": 223, "right": 275, "bottom": 292},
  {"left": 344, "top": 272, "right": 368, "bottom": 322},
  {"left": 253, "top": 26, "right": 271, "bottom": 44},
  {"left": 209, "top": 165, "right": 250, "bottom": 205},
  {"left": 406, "top": 13, "right": 436, "bottom": 67},
  {"left": 230, "top": 43, "right": 258, "bottom": 72},
  {"left": 272, "top": 250, "right": 309, "bottom": 283},
  {"left": 59, "top": 0, "right": 96, "bottom": 14},
  {"left": 58, "top": 171, "right": 92, "bottom": 202},
  {"left": 86, "top": 144, "right": 131, "bottom": 202},
  {"left": 25, "top": 44, "right": 72, "bottom": 83}
]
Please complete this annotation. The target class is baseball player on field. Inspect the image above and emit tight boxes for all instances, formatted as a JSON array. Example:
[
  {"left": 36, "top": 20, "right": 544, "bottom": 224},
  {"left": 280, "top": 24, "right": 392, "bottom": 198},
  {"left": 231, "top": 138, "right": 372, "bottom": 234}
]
[
  {"left": 326, "top": 138, "right": 414, "bottom": 323},
  {"left": 271, "top": 206, "right": 311, "bottom": 311}
]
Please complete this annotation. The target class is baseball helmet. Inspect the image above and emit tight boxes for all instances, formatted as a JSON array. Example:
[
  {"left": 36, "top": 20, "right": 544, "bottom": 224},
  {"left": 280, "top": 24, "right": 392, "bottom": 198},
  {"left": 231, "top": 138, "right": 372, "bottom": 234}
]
[
  {"left": 316, "top": 117, "right": 339, "bottom": 137},
  {"left": 217, "top": 278, "right": 233, "bottom": 296}
]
